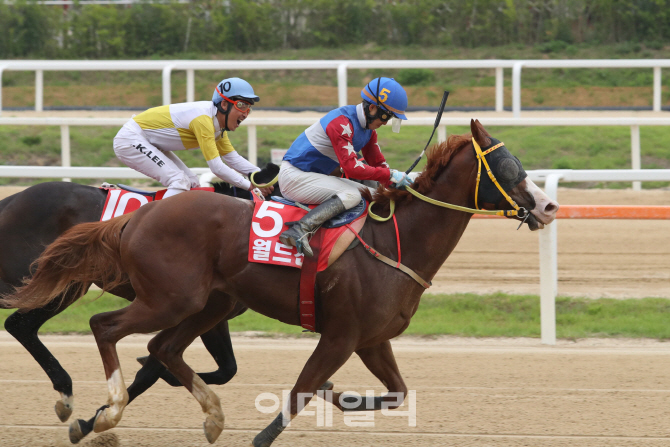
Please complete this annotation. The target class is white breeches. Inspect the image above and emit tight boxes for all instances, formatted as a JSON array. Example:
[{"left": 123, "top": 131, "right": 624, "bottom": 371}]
[
  {"left": 113, "top": 120, "right": 199, "bottom": 198},
  {"left": 279, "top": 161, "right": 375, "bottom": 209}
]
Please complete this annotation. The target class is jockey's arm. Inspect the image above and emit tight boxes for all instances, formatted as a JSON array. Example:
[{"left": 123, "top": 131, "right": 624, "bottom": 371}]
[
  {"left": 190, "top": 116, "right": 252, "bottom": 190},
  {"left": 360, "top": 131, "right": 391, "bottom": 170},
  {"left": 325, "top": 116, "right": 391, "bottom": 184}
]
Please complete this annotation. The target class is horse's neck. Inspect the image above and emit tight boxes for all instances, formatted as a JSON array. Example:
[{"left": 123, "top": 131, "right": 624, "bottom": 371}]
[{"left": 395, "top": 165, "right": 477, "bottom": 282}]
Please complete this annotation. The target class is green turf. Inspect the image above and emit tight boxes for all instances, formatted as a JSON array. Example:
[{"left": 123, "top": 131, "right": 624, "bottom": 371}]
[{"left": 2, "top": 291, "right": 670, "bottom": 339}]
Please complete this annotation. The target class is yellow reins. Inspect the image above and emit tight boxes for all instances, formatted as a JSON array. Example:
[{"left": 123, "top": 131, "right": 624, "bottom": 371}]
[
  {"left": 250, "top": 172, "right": 279, "bottom": 188},
  {"left": 368, "top": 138, "right": 527, "bottom": 221}
]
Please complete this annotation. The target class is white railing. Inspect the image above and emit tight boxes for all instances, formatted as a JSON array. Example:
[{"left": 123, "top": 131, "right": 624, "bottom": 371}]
[
  {"left": 0, "top": 59, "right": 667, "bottom": 116},
  {"left": 534, "top": 169, "right": 670, "bottom": 345},
  {"left": 1, "top": 115, "right": 668, "bottom": 190}
]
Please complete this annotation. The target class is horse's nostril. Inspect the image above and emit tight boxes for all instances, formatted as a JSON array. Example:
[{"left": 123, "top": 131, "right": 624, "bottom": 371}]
[{"left": 544, "top": 202, "right": 559, "bottom": 214}]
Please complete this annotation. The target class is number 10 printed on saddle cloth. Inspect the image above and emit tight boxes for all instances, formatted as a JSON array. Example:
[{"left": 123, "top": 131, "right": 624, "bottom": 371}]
[{"left": 249, "top": 201, "right": 306, "bottom": 267}]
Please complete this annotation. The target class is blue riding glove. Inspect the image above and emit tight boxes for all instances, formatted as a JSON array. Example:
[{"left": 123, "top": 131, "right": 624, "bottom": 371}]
[{"left": 389, "top": 169, "right": 413, "bottom": 188}]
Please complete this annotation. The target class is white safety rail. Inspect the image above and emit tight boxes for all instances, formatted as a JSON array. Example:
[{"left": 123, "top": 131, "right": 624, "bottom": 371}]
[
  {"left": 512, "top": 59, "right": 670, "bottom": 117},
  {"left": 530, "top": 169, "right": 670, "bottom": 345},
  {"left": 1, "top": 115, "right": 668, "bottom": 190},
  {"left": 1, "top": 59, "right": 668, "bottom": 116}
]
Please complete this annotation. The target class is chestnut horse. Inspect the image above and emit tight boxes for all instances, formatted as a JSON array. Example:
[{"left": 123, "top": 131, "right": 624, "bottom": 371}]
[
  {"left": 0, "top": 163, "right": 276, "bottom": 429},
  {"left": 2, "top": 120, "right": 558, "bottom": 446}
]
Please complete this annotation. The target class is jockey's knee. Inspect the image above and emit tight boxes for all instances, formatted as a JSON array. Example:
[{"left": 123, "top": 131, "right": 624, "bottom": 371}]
[
  {"left": 164, "top": 174, "right": 191, "bottom": 198},
  {"left": 336, "top": 190, "right": 361, "bottom": 209}
]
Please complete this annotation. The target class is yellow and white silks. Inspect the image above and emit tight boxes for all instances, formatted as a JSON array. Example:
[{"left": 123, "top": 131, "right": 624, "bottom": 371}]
[{"left": 113, "top": 101, "right": 259, "bottom": 198}]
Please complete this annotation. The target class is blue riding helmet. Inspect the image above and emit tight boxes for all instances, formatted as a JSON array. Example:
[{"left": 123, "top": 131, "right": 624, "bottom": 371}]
[
  {"left": 212, "top": 77, "right": 260, "bottom": 104},
  {"left": 360, "top": 77, "right": 408, "bottom": 120}
]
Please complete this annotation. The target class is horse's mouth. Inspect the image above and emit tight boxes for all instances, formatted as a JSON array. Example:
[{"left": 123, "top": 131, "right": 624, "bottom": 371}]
[{"left": 526, "top": 213, "right": 544, "bottom": 231}]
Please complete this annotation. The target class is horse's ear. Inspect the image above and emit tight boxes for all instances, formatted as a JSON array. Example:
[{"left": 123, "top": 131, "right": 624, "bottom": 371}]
[{"left": 470, "top": 119, "right": 491, "bottom": 147}]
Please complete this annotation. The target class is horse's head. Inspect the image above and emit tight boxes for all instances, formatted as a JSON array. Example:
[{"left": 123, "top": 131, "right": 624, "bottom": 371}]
[{"left": 469, "top": 119, "right": 558, "bottom": 230}]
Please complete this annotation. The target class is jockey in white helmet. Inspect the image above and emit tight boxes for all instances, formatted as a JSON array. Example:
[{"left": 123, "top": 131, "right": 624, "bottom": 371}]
[
  {"left": 113, "top": 77, "right": 273, "bottom": 198},
  {"left": 278, "top": 77, "right": 413, "bottom": 257}
]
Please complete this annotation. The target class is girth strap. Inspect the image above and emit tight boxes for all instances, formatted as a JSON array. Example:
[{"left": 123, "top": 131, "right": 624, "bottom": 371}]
[{"left": 345, "top": 223, "right": 431, "bottom": 289}]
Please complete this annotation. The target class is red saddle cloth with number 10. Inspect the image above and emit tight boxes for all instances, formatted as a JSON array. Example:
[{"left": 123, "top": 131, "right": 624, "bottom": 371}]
[{"left": 248, "top": 195, "right": 367, "bottom": 272}]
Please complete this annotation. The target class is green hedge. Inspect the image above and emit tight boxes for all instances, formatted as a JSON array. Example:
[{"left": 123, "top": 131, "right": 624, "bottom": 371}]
[{"left": 1, "top": 0, "right": 670, "bottom": 58}]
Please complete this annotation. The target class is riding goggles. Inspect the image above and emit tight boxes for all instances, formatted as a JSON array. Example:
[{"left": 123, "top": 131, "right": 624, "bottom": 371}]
[
  {"left": 215, "top": 87, "right": 253, "bottom": 113},
  {"left": 377, "top": 107, "right": 402, "bottom": 133}
]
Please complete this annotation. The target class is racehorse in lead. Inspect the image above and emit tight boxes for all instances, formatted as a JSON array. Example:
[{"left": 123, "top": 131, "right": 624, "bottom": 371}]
[
  {"left": 0, "top": 163, "right": 277, "bottom": 427},
  {"left": 2, "top": 120, "right": 558, "bottom": 446}
]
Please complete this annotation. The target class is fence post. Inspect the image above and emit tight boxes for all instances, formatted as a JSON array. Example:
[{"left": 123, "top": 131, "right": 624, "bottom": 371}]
[
  {"left": 162, "top": 65, "right": 175, "bottom": 105},
  {"left": 512, "top": 61, "right": 524, "bottom": 118},
  {"left": 631, "top": 125, "right": 641, "bottom": 191},
  {"left": 495, "top": 66, "right": 504, "bottom": 112},
  {"left": 247, "top": 125, "right": 257, "bottom": 166},
  {"left": 35, "top": 70, "right": 43, "bottom": 112},
  {"left": 187, "top": 69, "right": 195, "bottom": 103},
  {"left": 438, "top": 125, "right": 447, "bottom": 143},
  {"left": 61, "top": 125, "right": 71, "bottom": 182},
  {"left": 653, "top": 67, "right": 661, "bottom": 112},
  {"left": 337, "top": 63, "right": 348, "bottom": 107},
  {"left": 539, "top": 172, "right": 562, "bottom": 345}
]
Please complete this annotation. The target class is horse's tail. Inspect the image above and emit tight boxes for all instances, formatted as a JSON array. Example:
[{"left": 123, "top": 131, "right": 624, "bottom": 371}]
[{"left": 0, "top": 213, "right": 133, "bottom": 312}]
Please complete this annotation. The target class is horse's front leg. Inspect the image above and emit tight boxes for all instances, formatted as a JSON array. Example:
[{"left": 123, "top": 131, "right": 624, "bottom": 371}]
[
  {"left": 331, "top": 339, "right": 408, "bottom": 412},
  {"left": 252, "top": 335, "right": 357, "bottom": 447},
  {"left": 3, "top": 299, "right": 75, "bottom": 422}
]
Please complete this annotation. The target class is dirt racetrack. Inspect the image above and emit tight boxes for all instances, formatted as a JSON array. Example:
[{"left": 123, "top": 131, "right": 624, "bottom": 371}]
[{"left": 3, "top": 333, "right": 670, "bottom": 447}]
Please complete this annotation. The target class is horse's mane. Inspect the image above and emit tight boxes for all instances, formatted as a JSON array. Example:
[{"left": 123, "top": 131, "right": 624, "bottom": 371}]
[{"left": 362, "top": 133, "right": 475, "bottom": 209}]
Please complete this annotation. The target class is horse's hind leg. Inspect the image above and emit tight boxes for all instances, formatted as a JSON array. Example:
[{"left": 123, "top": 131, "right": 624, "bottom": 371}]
[
  {"left": 332, "top": 340, "right": 408, "bottom": 412},
  {"left": 86, "top": 298, "right": 193, "bottom": 435},
  {"left": 3, "top": 295, "right": 77, "bottom": 422},
  {"left": 253, "top": 335, "right": 357, "bottom": 447},
  {"left": 136, "top": 302, "right": 247, "bottom": 387},
  {"left": 147, "top": 296, "right": 236, "bottom": 444}
]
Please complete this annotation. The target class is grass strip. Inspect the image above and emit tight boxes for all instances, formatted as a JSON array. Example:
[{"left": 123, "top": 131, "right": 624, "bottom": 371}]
[{"left": 1, "top": 291, "right": 670, "bottom": 339}]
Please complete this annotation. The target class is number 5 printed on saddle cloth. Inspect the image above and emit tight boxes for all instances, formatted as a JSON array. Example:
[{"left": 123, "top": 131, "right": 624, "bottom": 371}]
[{"left": 249, "top": 201, "right": 306, "bottom": 268}]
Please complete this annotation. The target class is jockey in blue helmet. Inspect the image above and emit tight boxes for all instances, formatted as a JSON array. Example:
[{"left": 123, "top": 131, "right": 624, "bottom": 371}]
[
  {"left": 277, "top": 77, "right": 412, "bottom": 257},
  {"left": 114, "top": 77, "right": 273, "bottom": 199}
]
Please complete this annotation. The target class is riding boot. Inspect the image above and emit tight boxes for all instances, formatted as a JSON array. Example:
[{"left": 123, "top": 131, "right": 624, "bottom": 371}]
[{"left": 279, "top": 196, "right": 346, "bottom": 257}]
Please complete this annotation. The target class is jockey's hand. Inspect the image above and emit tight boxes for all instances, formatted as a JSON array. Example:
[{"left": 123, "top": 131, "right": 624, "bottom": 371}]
[
  {"left": 389, "top": 169, "right": 413, "bottom": 188},
  {"left": 253, "top": 185, "right": 274, "bottom": 197},
  {"left": 189, "top": 176, "right": 201, "bottom": 189},
  {"left": 407, "top": 172, "right": 420, "bottom": 183}
]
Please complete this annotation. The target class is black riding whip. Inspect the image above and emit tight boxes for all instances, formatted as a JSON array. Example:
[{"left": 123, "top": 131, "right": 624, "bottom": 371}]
[{"left": 405, "top": 91, "right": 449, "bottom": 174}]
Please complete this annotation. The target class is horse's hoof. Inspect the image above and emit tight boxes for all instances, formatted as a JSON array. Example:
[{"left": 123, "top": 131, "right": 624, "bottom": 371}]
[
  {"left": 55, "top": 394, "right": 74, "bottom": 422},
  {"left": 203, "top": 413, "right": 224, "bottom": 444},
  {"left": 136, "top": 355, "right": 149, "bottom": 366},
  {"left": 68, "top": 419, "right": 85, "bottom": 444}
]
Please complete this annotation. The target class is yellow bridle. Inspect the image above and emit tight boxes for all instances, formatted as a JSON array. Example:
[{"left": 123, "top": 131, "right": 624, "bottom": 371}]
[{"left": 368, "top": 138, "right": 528, "bottom": 221}]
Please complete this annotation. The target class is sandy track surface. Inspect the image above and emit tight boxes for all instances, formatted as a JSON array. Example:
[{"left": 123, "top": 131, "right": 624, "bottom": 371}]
[
  {"left": 2, "top": 333, "right": 670, "bottom": 447},
  {"left": 2, "top": 186, "right": 668, "bottom": 299}
]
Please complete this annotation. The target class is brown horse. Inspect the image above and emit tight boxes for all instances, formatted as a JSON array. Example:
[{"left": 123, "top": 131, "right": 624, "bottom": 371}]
[{"left": 2, "top": 120, "right": 558, "bottom": 446}]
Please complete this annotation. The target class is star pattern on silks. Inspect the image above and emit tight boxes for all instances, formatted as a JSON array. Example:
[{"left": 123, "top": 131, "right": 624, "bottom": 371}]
[
  {"left": 354, "top": 159, "right": 366, "bottom": 169},
  {"left": 343, "top": 142, "right": 355, "bottom": 156},
  {"left": 341, "top": 123, "right": 352, "bottom": 137}
]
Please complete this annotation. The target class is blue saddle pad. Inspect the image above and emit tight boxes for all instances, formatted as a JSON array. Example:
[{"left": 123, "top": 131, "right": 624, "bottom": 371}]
[{"left": 270, "top": 197, "right": 367, "bottom": 228}]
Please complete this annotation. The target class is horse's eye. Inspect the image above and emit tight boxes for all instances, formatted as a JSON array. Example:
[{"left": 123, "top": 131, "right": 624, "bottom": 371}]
[{"left": 497, "top": 158, "right": 520, "bottom": 181}]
